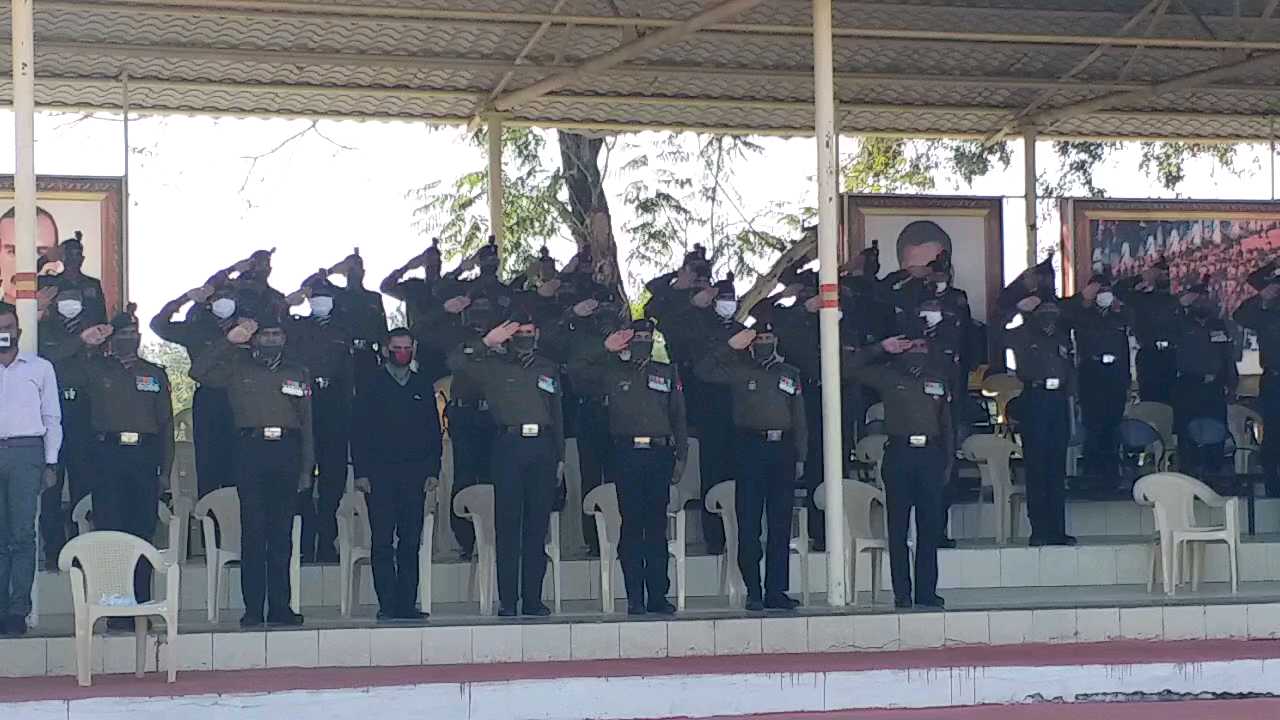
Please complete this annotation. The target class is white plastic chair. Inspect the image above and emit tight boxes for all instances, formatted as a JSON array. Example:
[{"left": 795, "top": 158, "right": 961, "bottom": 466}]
[
  {"left": 864, "top": 402, "right": 885, "bottom": 425},
  {"left": 1227, "top": 404, "right": 1263, "bottom": 475},
  {"left": 59, "top": 531, "right": 179, "bottom": 686},
  {"left": 70, "top": 496, "right": 182, "bottom": 555},
  {"left": 981, "top": 374, "right": 1024, "bottom": 435},
  {"left": 336, "top": 490, "right": 436, "bottom": 617},
  {"left": 194, "top": 488, "right": 301, "bottom": 622},
  {"left": 667, "top": 485, "right": 688, "bottom": 611},
  {"left": 583, "top": 484, "right": 623, "bottom": 613},
  {"left": 1134, "top": 472, "right": 1240, "bottom": 596},
  {"left": 1126, "top": 401, "right": 1176, "bottom": 468},
  {"left": 453, "top": 485, "right": 560, "bottom": 614},
  {"left": 961, "top": 434, "right": 1026, "bottom": 544},
  {"left": 854, "top": 435, "right": 888, "bottom": 489},
  {"left": 790, "top": 503, "right": 811, "bottom": 605},
  {"left": 815, "top": 479, "right": 890, "bottom": 607},
  {"left": 704, "top": 480, "right": 744, "bottom": 607}
]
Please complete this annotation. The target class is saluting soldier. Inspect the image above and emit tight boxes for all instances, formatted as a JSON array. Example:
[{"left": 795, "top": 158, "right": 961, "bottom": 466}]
[
  {"left": 1235, "top": 265, "right": 1280, "bottom": 495},
  {"left": 287, "top": 278, "right": 355, "bottom": 564},
  {"left": 191, "top": 313, "right": 313, "bottom": 627},
  {"left": 448, "top": 312, "right": 564, "bottom": 617},
  {"left": 1007, "top": 298, "right": 1076, "bottom": 546},
  {"left": 329, "top": 250, "right": 387, "bottom": 385},
  {"left": 37, "top": 233, "right": 107, "bottom": 325},
  {"left": 1115, "top": 258, "right": 1179, "bottom": 403},
  {"left": 1171, "top": 275, "right": 1237, "bottom": 474},
  {"left": 695, "top": 322, "right": 806, "bottom": 612},
  {"left": 573, "top": 319, "right": 688, "bottom": 616},
  {"left": 78, "top": 309, "right": 174, "bottom": 618},
  {"left": 1063, "top": 271, "right": 1133, "bottom": 485},
  {"left": 848, "top": 331, "right": 952, "bottom": 610}
]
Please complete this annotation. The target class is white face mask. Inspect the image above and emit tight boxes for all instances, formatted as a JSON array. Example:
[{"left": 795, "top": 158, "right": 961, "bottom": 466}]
[
  {"left": 310, "top": 296, "right": 334, "bottom": 318},
  {"left": 920, "top": 310, "right": 943, "bottom": 328},
  {"left": 57, "top": 299, "right": 83, "bottom": 319},
  {"left": 935, "top": 281, "right": 948, "bottom": 294},
  {"left": 715, "top": 299, "right": 737, "bottom": 319},
  {"left": 1096, "top": 291, "right": 1115, "bottom": 309},
  {"left": 0, "top": 332, "right": 11, "bottom": 348},
  {"left": 211, "top": 298, "right": 237, "bottom": 320}
]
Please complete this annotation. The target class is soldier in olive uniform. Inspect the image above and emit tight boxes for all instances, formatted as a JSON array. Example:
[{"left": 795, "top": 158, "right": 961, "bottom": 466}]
[
  {"left": 448, "top": 313, "right": 564, "bottom": 617},
  {"left": 330, "top": 251, "right": 387, "bottom": 385},
  {"left": 574, "top": 319, "right": 688, "bottom": 615},
  {"left": 1235, "top": 264, "right": 1280, "bottom": 495},
  {"left": 1062, "top": 271, "right": 1133, "bottom": 484},
  {"left": 1171, "top": 276, "right": 1237, "bottom": 474},
  {"left": 288, "top": 279, "right": 355, "bottom": 563},
  {"left": 78, "top": 309, "right": 174, "bottom": 610},
  {"left": 695, "top": 323, "right": 806, "bottom": 611},
  {"left": 37, "top": 233, "right": 107, "bottom": 324},
  {"left": 191, "top": 313, "right": 313, "bottom": 627},
  {"left": 1115, "top": 258, "right": 1179, "bottom": 403},
  {"left": 848, "top": 332, "right": 952, "bottom": 609},
  {"left": 1007, "top": 299, "right": 1076, "bottom": 546}
]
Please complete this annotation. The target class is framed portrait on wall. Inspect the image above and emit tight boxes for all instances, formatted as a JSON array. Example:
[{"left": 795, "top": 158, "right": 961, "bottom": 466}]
[
  {"left": 842, "top": 194, "right": 1004, "bottom": 324},
  {"left": 1059, "top": 198, "right": 1280, "bottom": 319},
  {"left": 0, "top": 175, "right": 125, "bottom": 312}
]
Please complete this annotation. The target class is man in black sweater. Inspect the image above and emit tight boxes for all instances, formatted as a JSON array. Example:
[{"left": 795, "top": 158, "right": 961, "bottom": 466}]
[{"left": 351, "top": 328, "right": 443, "bottom": 621}]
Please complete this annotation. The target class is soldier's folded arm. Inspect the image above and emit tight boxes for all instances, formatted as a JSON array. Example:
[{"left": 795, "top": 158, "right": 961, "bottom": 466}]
[
  {"left": 693, "top": 342, "right": 742, "bottom": 384},
  {"left": 188, "top": 339, "right": 240, "bottom": 387}
]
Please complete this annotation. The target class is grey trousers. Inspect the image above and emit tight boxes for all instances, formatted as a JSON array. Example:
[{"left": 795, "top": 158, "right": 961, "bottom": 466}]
[{"left": 0, "top": 445, "right": 41, "bottom": 617}]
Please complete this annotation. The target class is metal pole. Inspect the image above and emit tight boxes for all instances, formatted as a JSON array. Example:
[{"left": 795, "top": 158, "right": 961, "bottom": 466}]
[
  {"left": 122, "top": 72, "right": 131, "bottom": 304},
  {"left": 1023, "top": 128, "right": 1039, "bottom": 268},
  {"left": 486, "top": 115, "right": 505, "bottom": 247},
  {"left": 814, "top": 0, "right": 847, "bottom": 608},
  {"left": 12, "top": 0, "right": 36, "bottom": 351}
]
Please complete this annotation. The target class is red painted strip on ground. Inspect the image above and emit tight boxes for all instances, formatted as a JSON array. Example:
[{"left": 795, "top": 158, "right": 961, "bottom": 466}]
[
  {"left": 4, "top": 638, "right": 1280, "bottom": 704},
  {"left": 680, "top": 698, "right": 1280, "bottom": 720}
]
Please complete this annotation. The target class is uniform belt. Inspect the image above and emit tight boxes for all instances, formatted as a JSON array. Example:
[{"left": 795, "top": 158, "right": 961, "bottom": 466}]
[
  {"left": 1028, "top": 379, "right": 1064, "bottom": 390},
  {"left": 742, "top": 429, "right": 786, "bottom": 442},
  {"left": 504, "top": 424, "right": 546, "bottom": 437},
  {"left": 97, "top": 432, "right": 156, "bottom": 446},
  {"left": 617, "top": 435, "right": 674, "bottom": 448},
  {"left": 889, "top": 434, "right": 937, "bottom": 448},
  {"left": 1146, "top": 341, "right": 1172, "bottom": 351},
  {"left": 0, "top": 436, "right": 42, "bottom": 449},
  {"left": 241, "top": 427, "right": 292, "bottom": 441}
]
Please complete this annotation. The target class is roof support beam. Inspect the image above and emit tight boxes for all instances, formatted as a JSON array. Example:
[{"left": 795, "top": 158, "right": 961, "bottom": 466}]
[{"left": 491, "top": 0, "right": 771, "bottom": 112}]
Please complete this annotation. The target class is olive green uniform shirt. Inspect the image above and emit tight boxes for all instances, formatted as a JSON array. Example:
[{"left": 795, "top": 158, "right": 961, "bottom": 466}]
[
  {"left": 694, "top": 345, "right": 807, "bottom": 456},
  {"left": 447, "top": 343, "right": 566, "bottom": 462}
]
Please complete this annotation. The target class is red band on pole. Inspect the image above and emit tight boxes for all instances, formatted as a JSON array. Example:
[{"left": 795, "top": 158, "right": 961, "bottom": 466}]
[
  {"left": 819, "top": 283, "right": 840, "bottom": 309},
  {"left": 13, "top": 272, "right": 36, "bottom": 299}
]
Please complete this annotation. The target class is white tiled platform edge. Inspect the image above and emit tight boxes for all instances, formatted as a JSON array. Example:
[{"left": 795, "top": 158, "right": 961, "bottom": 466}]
[{"left": 7, "top": 602, "right": 1280, "bottom": 677}]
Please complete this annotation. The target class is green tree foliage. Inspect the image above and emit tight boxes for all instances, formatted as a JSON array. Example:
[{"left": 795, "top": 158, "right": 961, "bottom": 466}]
[
  {"left": 842, "top": 138, "right": 1014, "bottom": 193},
  {"left": 142, "top": 340, "right": 195, "bottom": 415},
  {"left": 1042, "top": 141, "right": 1241, "bottom": 198}
]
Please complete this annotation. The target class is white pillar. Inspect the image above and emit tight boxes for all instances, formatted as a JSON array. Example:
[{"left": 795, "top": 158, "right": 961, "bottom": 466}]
[
  {"left": 486, "top": 115, "right": 505, "bottom": 247},
  {"left": 813, "top": 0, "right": 847, "bottom": 608},
  {"left": 12, "top": 0, "right": 36, "bottom": 350},
  {"left": 121, "top": 73, "right": 131, "bottom": 304},
  {"left": 1023, "top": 128, "right": 1038, "bottom": 269}
]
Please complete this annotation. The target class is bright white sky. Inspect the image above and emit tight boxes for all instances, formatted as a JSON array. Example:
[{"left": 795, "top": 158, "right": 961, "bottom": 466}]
[{"left": 0, "top": 110, "right": 1274, "bottom": 338}]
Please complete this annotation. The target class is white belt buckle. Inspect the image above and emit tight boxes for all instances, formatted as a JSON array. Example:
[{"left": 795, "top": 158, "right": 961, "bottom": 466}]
[
  {"left": 1045, "top": 378, "right": 1061, "bottom": 390},
  {"left": 1156, "top": 341, "right": 1170, "bottom": 350},
  {"left": 119, "top": 432, "right": 139, "bottom": 446},
  {"left": 264, "top": 427, "right": 283, "bottom": 441},
  {"left": 1101, "top": 354, "right": 1116, "bottom": 365},
  {"left": 765, "top": 430, "right": 783, "bottom": 442},
  {"left": 634, "top": 436, "right": 652, "bottom": 449},
  {"left": 521, "top": 424, "right": 540, "bottom": 438},
  {"left": 909, "top": 435, "right": 928, "bottom": 448}
]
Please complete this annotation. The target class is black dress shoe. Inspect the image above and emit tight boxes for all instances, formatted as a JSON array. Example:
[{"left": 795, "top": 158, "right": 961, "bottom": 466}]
[
  {"left": 915, "top": 595, "right": 946, "bottom": 609},
  {"left": 266, "top": 611, "right": 304, "bottom": 627},
  {"left": 938, "top": 538, "right": 958, "bottom": 549},
  {"left": 764, "top": 594, "right": 801, "bottom": 611},
  {"left": 498, "top": 607, "right": 518, "bottom": 618},
  {"left": 2, "top": 615, "right": 27, "bottom": 636},
  {"left": 376, "top": 610, "right": 396, "bottom": 624},
  {"left": 627, "top": 603, "right": 647, "bottom": 617},
  {"left": 240, "top": 614, "right": 265, "bottom": 629},
  {"left": 1054, "top": 535, "right": 1079, "bottom": 547},
  {"left": 894, "top": 597, "right": 913, "bottom": 610},
  {"left": 396, "top": 609, "right": 430, "bottom": 621},
  {"left": 745, "top": 598, "right": 765, "bottom": 612},
  {"left": 1028, "top": 535, "right": 1050, "bottom": 547},
  {"left": 522, "top": 603, "right": 552, "bottom": 617},
  {"left": 647, "top": 600, "right": 677, "bottom": 616}
]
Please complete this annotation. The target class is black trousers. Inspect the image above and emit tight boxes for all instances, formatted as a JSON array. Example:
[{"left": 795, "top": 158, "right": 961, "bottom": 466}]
[
  {"left": 1079, "top": 361, "right": 1129, "bottom": 480},
  {"left": 300, "top": 383, "right": 349, "bottom": 561},
  {"left": 1174, "top": 376, "right": 1228, "bottom": 475},
  {"left": 1136, "top": 347, "right": 1176, "bottom": 404},
  {"left": 446, "top": 404, "right": 494, "bottom": 555},
  {"left": 575, "top": 398, "right": 613, "bottom": 552},
  {"left": 1021, "top": 388, "right": 1069, "bottom": 540},
  {"left": 41, "top": 396, "right": 91, "bottom": 564},
  {"left": 235, "top": 433, "right": 301, "bottom": 619},
  {"left": 883, "top": 440, "right": 946, "bottom": 602},
  {"left": 366, "top": 461, "right": 427, "bottom": 615},
  {"left": 688, "top": 376, "right": 731, "bottom": 553},
  {"left": 91, "top": 435, "right": 161, "bottom": 603},
  {"left": 193, "top": 386, "right": 236, "bottom": 498},
  {"left": 1263, "top": 374, "right": 1280, "bottom": 495},
  {"left": 733, "top": 432, "right": 794, "bottom": 600},
  {"left": 614, "top": 444, "right": 674, "bottom": 606},
  {"left": 490, "top": 433, "right": 557, "bottom": 610}
]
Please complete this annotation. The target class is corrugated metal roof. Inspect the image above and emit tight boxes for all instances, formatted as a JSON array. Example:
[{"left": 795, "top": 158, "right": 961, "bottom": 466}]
[{"left": 2, "top": 0, "right": 1279, "bottom": 140}]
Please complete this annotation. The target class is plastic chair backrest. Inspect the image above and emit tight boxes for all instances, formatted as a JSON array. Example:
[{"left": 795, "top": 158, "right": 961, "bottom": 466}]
[
  {"left": 58, "top": 531, "right": 163, "bottom": 604},
  {"left": 1228, "top": 404, "right": 1262, "bottom": 449},
  {"left": 1133, "top": 472, "right": 1222, "bottom": 535},
  {"left": 865, "top": 403, "right": 885, "bottom": 424},
  {"left": 705, "top": 480, "right": 735, "bottom": 516},
  {"left": 854, "top": 435, "right": 888, "bottom": 486},
  {"left": 71, "top": 495, "right": 92, "bottom": 534},
  {"left": 453, "top": 484, "right": 495, "bottom": 540},
  {"left": 1118, "top": 417, "right": 1162, "bottom": 451},
  {"left": 961, "top": 434, "right": 1019, "bottom": 492},
  {"left": 193, "top": 488, "right": 241, "bottom": 555},
  {"left": 337, "top": 492, "right": 372, "bottom": 550},
  {"left": 1126, "top": 401, "right": 1174, "bottom": 443},
  {"left": 674, "top": 437, "right": 701, "bottom": 506},
  {"left": 583, "top": 484, "right": 622, "bottom": 545},
  {"left": 814, "top": 479, "right": 885, "bottom": 539}
]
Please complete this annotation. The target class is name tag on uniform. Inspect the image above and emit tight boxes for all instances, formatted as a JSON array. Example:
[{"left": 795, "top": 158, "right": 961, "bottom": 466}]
[
  {"left": 923, "top": 381, "right": 945, "bottom": 397},
  {"left": 537, "top": 375, "right": 557, "bottom": 394},
  {"left": 1045, "top": 378, "right": 1061, "bottom": 390},
  {"left": 648, "top": 375, "right": 671, "bottom": 393},
  {"left": 62, "top": 388, "right": 77, "bottom": 401},
  {"left": 778, "top": 376, "right": 797, "bottom": 395},
  {"left": 521, "top": 424, "right": 540, "bottom": 438},
  {"left": 1211, "top": 331, "right": 1229, "bottom": 343},
  {"left": 1156, "top": 341, "right": 1170, "bottom": 350},
  {"left": 909, "top": 435, "right": 928, "bottom": 447},
  {"left": 1101, "top": 354, "right": 1117, "bottom": 365},
  {"left": 135, "top": 376, "right": 161, "bottom": 393},
  {"left": 119, "top": 432, "right": 140, "bottom": 446},
  {"left": 281, "top": 380, "right": 307, "bottom": 397}
]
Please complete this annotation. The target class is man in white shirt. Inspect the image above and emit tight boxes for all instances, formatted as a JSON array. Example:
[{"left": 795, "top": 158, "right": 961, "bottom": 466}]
[{"left": 0, "top": 301, "right": 61, "bottom": 636}]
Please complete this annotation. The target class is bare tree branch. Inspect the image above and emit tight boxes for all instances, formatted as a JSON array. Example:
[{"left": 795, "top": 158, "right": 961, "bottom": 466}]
[
  {"left": 238, "top": 120, "right": 355, "bottom": 195},
  {"left": 735, "top": 231, "right": 817, "bottom": 322}
]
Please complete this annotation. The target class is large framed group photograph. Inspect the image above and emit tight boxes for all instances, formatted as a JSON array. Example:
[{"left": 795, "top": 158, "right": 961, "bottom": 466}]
[
  {"left": 843, "top": 194, "right": 1004, "bottom": 325},
  {"left": 1059, "top": 198, "right": 1280, "bottom": 320},
  {"left": 0, "top": 175, "right": 125, "bottom": 311}
]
